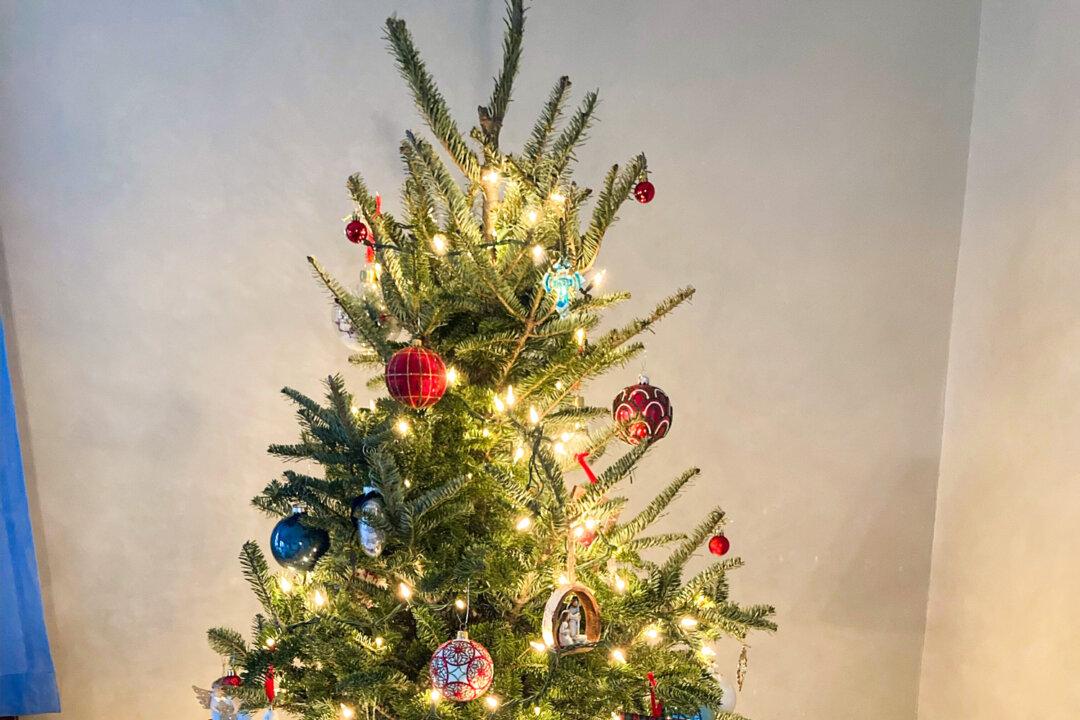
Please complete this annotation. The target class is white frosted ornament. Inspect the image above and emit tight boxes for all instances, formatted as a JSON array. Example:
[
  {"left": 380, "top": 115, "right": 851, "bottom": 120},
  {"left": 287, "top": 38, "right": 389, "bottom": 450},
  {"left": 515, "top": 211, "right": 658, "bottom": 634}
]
[{"left": 714, "top": 672, "right": 737, "bottom": 713}]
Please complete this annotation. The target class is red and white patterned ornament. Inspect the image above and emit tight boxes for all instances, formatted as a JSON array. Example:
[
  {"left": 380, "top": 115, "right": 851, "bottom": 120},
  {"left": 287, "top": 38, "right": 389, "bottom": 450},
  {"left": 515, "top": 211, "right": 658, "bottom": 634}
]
[
  {"left": 611, "top": 375, "right": 673, "bottom": 445},
  {"left": 385, "top": 342, "right": 447, "bottom": 408},
  {"left": 428, "top": 631, "right": 494, "bottom": 702}
]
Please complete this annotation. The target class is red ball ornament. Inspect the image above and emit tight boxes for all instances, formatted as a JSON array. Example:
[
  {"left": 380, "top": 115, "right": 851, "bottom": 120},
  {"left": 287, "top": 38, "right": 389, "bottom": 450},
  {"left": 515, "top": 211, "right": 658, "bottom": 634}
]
[
  {"left": 633, "top": 180, "right": 655, "bottom": 204},
  {"left": 217, "top": 673, "right": 243, "bottom": 688},
  {"left": 385, "top": 342, "right": 447, "bottom": 408},
  {"left": 708, "top": 534, "right": 730, "bottom": 556},
  {"left": 345, "top": 220, "right": 369, "bottom": 244},
  {"left": 612, "top": 375, "right": 673, "bottom": 445},
  {"left": 429, "top": 631, "right": 494, "bottom": 702}
]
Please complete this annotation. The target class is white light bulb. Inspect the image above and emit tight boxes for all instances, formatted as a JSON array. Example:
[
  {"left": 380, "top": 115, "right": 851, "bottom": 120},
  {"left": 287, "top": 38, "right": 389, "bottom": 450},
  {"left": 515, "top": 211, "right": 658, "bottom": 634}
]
[
  {"left": 610, "top": 648, "right": 627, "bottom": 664},
  {"left": 398, "top": 582, "right": 413, "bottom": 600},
  {"left": 375, "top": 636, "right": 385, "bottom": 648},
  {"left": 558, "top": 573, "right": 569, "bottom": 586},
  {"left": 312, "top": 588, "right": 327, "bottom": 608},
  {"left": 432, "top": 233, "right": 448, "bottom": 255},
  {"left": 553, "top": 441, "right": 566, "bottom": 455},
  {"left": 560, "top": 432, "right": 571, "bottom": 442},
  {"left": 430, "top": 689, "right": 442, "bottom": 703},
  {"left": 614, "top": 575, "right": 627, "bottom": 593},
  {"left": 485, "top": 695, "right": 501, "bottom": 711},
  {"left": 700, "top": 646, "right": 716, "bottom": 657},
  {"left": 341, "top": 705, "right": 356, "bottom": 719},
  {"left": 446, "top": 366, "right": 459, "bottom": 385},
  {"left": 493, "top": 395, "right": 506, "bottom": 413},
  {"left": 483, "top": 169, "right": 501, "bottom": 185},
  {"left": 455, "top": 598, "right": 466, "bottom": 610},
  {"left": 529, "top": 406, "right": 540, "bottom": 425},
  {"left": 584, "top": 517, "right": 597, "bottom": 531},
  {"left": 593, "top": 269, "right": 606, "bottom": 287},
  {"left": 534, "top": 706, "right": 542, "bottom": 716},
  {"left": 679, "top": 616, "right": 698, "bottom": 628},
  {"left": 575, "top": 328, "right": 586, "bottom": 347},
  {"left": 530, "top": 640, "right": 547, "bottom": 652},
  {"left": 549, "top": 190, "right": 566, "bottom": 204},
  {"left": 532, "top": 244, "right": 545, "bottom": 262},
  {"left": 644, "top": 626, "right": 660, "bottom": 640},
  {"left": 505, "top": 385, "right": 516, "bottom": 406},
  {"left": 265, "top": 637, "right": 277, "bottom": 649},
  {"left": 526, "top": 208, "right": 540, "bottom": 226},
  {"left": 513, "top": 446, "right": 525, "bottom": 463},
  {"left": 516, "top": 516, "right": 532, "bottom": 531},
  {"left": 278, "top": 575, "right": 294, "bottom": 593},
  {"left": 395, "top": 419, "right": 410, "bottom": 436},
  {"left": 368, "top": 399, "right": 376, "bottom": 412}
]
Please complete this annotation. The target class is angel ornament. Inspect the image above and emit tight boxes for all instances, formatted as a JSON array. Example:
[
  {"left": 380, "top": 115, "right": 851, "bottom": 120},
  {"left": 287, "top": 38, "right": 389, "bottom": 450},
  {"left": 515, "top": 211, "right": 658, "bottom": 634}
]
[
  {"left": 542, "top": 258, "right": 585, "bottom": 317},
  {"left": 193, "top": 678, "right": 251, "bottom": 720}
]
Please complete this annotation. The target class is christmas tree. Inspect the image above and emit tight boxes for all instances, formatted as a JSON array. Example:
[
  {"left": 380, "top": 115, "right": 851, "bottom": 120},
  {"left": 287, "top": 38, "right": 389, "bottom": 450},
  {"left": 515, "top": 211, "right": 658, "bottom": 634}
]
[{"left": 201, "top": 4, "right": 775, "bottom": 720}]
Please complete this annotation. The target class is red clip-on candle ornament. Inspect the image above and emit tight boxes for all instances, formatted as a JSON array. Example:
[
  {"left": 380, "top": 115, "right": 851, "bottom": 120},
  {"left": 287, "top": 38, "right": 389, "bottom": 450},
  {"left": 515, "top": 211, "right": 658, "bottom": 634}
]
[{"left": 575, "top": 452, "right": 598, "bottom": 484}]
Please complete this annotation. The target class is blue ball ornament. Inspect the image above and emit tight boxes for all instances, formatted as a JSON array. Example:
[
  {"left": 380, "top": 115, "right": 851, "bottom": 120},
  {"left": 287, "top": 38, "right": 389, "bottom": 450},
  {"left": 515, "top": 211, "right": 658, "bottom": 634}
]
[{"left": 270, "top": 508, "right": 330, "bottom": 571}]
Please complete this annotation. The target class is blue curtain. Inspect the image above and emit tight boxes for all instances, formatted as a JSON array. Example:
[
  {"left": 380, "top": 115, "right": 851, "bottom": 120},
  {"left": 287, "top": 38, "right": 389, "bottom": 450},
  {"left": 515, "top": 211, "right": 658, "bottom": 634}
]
[{"left": 0, "top": 319, "right": 60, "bottom": 715}]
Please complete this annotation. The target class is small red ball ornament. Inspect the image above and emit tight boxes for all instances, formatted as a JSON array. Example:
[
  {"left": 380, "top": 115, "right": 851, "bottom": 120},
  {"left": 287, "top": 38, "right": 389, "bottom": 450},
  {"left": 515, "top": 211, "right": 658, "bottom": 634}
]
[
  {"left": 612, "top": 375, "right": 673, "bottom": 445},
  {"left": 708, "top": 534, "right": 730, "bottom": 556},
  {"left": 217, "top": 673, "right": 243, "bottom": 688},
  {"left": 345, "top": 220, "right": 369, "bottom": 244},
  {"left": 633, "top": 180, "right": 655, "bottom": 204},
  {"left": 385, "top": 342, "right": 447, "bottom": 408},
  {"left": 429, "top": 631, "right": 494, "bottom": 702}
]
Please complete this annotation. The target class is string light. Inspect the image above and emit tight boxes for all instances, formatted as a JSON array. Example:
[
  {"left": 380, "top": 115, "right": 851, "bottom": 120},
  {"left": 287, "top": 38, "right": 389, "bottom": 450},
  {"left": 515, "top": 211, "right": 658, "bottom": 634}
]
[
  {"left": 278, "top": 575, "right": 294, "bottom": 593},
  {"left": 555, "top": 380, "right": 564, "bottom": 391},
  {"left": 549, "top": 190, "right": 566, "bottom": 204},
  {"left": 341, "top": 704, "right": 356, "bottom": 719},
  {"left": 531, "top": 244, "right": 545, "bottom": 262},
  {"left": 395, "top": 419, "right": 410, "bottom": 436},
  {"left": 430, "top": 689, "right": 443, "bottom": 703},
  {"left": 700, "top": 646, "right": 716, "bottom": 657},
  {"left": 614, "top": 575, "right": 627, "bottom": 593},
  {"left": 350, "top": 404, "right": 359, "bottom": 415},
  {"left": 560, "top": 432, "right": 571, "bottom": 442},
  {"left": 493, "top": 395, "right": 506, "bottom": 413},
  {"left": 485, "top": 695, "right": 501, "bottom": 711},
  {"left": 610, "top": 648, "right": 627, "bottom": 664},
  {"left": 643, "top": 626, "right": 660, "bottom": 641},
  {"left": 515, "top": 516, "right": 533, "bottom": 531},
  {"left": 529, "top": 640, "right": 547, "bottom": 653},
  {"left": 265, "top": 637, "right": 277, "bottom": 649},
  {"left": 398, "top": 582, "right": 413, "bottom": 600},
  {"left": 558, "top": 573, "right": 569, "bottom": 586},
  {"left": 368, "top": 399, "right": 376, "bottom": 412},
  {"left": 513, "top": 445, "right": 525, "bottom": 462},
  {"left": 573, "top": 524, "right": 585, "bottom": 539},
  {"left": 553, "top": 441, "right": 566, "bottom": 455},
  {"left": 584, "top": 518, "right": 597, "bottom": 531},
  {"left": 575, "top": 328, "right": 586, "bottom": 347},
  {"left": 455, "top": 598, "right": 467, "bottom": 610},
  {"left": 679, "top": 616, "right": 698, "bottom": 629},
  {"left": 446, "top": 366, "right": 459, "bottom": 385},
  {"left": 432, "top": 233, "right": 449, "bottom": 255},
  {"left": 482, "top": 427, "right": 491, "bottom": 437},
  {"left": 482, "top": 169, "right": 501, "bottom": 185},
  {"left": 375, "top": 636, "right": 385, "bottom": 648},
  {"left": 505, "top": 385, "right": 516, "bottom": 407},
  {"left": 534, "top": 706, "right": 542, "bottom": 716},
  {"left": 592, "top": 269, "right": 606, "bottom": 287},
  {"left": 404, "top": 478, "right": 412, "bottom": 488},
  {"left": 529, "top": 406, "right": 540, "bottom": 425},
  {"left": 312, "top": 588, "right": 328, "bottom": 609},
  {"left": 525, "top": 208, "right": 540, "bottom": 226}
]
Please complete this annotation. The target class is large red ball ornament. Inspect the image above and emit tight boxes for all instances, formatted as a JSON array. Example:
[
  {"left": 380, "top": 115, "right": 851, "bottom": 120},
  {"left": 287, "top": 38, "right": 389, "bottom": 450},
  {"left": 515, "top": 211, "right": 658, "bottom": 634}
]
[
  {"left": 612, "top": 375, "right": 672, "bottom": 445},
  {"left": 345, "top": 220, "right": 370, "bottom": 244},
  {"left": 633, "top": 180, "right": 655, "bottom": 204},
  {"left": 708, "top": 534, "right": 730, "bottom": 556},
  {"left": 385, "top": 342, "right": 447, "bottom": 408},
  {"left": 429, "top": 631, "right": 494, "bottom": 702}
]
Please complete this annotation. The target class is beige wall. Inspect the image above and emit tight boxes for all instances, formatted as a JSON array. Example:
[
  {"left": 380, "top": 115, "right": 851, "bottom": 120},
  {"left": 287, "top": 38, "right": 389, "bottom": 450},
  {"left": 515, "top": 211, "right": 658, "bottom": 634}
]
[
  {"left": 917, "top": 1, "right": 1080, "bottom": 717},
  {"left": 0, "top": 2, "right": 981, "bottom": 719}
]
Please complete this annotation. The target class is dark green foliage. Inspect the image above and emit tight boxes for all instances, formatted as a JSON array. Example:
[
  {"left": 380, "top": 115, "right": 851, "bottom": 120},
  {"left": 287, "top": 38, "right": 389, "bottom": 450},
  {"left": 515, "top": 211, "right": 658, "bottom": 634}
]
[{"left": 207, "top": 4, "right": 773, "bottom": 720}]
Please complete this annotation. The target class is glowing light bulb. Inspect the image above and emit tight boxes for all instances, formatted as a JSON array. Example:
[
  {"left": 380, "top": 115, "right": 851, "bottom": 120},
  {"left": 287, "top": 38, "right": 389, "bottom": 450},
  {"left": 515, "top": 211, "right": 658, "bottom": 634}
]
[
  {"left": 614, "top": 575, "right": 627, "bottom": 593},
  {"left": 516, "top": 516, "right": 532, "bottom": 531},
  {"left": 560, "top": 432, "right": 571, "bottom": 442},
  {"left": 529, "top": 640, "right": 547, "bottom": 653},
  {"left": 312, "top": 588, "right": 327, "bottom": 608},
  {"left": 341, "top": 705, "right": 356, "bottom": 719},
  {"left": 278, "top": 575, "right": 294, "bottom": 593},
  {"left": 395, "top": 419, "right": 410, "bottom": 435},
  {"left": 610, "top": 648, "right": 627, "bottom": 664},
  {"left": 432, "top": 233, "right": 448, "bottom": 255},
  {"left": 526, "top": 208, "right": 540, "bottom": 226},
  {"left": 529, "top": 406, "right": 540, "bottom": 425},
  {"left": 482, "top": 427, "right": 491, "bottom": 437},
  {"left": 446, "top": 366, "right": 459, "bottom": 385},
  {"left": 485, "top": 695, "right": 501, "bottom": 711},
  {"left": 575, "top": 328, "right": 586, "bottom": 347},
  {"left": 553, "top": 441, "right": 566, "bottom": 455},
  {"left": 430, "top": 689, "right": 442, "bottom": 703},
  {"left": 368, "top": 399, "right": 376, "bottom": 412},
  {"left": 573, "top": 525, "right": 585, "bottom": 539},
  {"left": 534, "top": 706, "right": 542, "bottom": 716},
  {"left": 398, "top": 582, "right": 413, "bottom": 600},
  {"left": 505, "top": 385, "right": 516, "bottom": 407},
  {"left": 265, "top": 637, "right": 277, "bottom": 649},
  {"left": 493, "top": 395, "right": 506, "bottom": 413},
  {"left": 455, "top": 598, "right": 466, "bottom": 611},
  {"left": 404, "top": 478, "right": 412, "bottom": 488},
  {"left": 513, "top": 446, "right": 525, "bottom": 463},
  {"left": 482, "top": 169, "right": 501, "bottom": 185},
  {"left": 592, "top": 269, "right": 606, "bottom": 287},
  {"left": 644, "top": 626, "right": 660, "bottom": 641},
  {"left": 679, "top": 616, "right": 698, "bottom": 629},
  {"left": 700, "top": 646, "right": 716, "bottom": 657},
  {"left": 558, "top": 573, "right": 569, "bottom": 586},
  {"left": 549, "top": 190, "right": 566, "bottom": 204},
  {"left": 555, "top": 380, "right": 565, "bottom": 391},
  {"left": 375, "top": 636, "right": 385, "bottom": 648},
  {"left": 584, "top": 517, "right": 597, "bottom": 531},
  {"left": 350, "top": 404, "right": 359, "bottom": 415},
  {"left": 532, "top": 244, "right": 545, "bottom": 262}
]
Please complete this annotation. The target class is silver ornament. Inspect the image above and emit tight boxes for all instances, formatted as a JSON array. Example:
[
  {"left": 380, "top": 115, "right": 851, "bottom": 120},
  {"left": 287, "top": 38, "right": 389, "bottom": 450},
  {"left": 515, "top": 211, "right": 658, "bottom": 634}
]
[{"left": 353, "top": 487, "right": 386, "bottom": 557}]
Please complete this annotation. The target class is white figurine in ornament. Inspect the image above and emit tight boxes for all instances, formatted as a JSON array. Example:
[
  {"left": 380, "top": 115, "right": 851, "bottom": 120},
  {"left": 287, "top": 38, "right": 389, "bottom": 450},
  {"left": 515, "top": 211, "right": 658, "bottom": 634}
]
[
  {"left": 566, "top": 595, "right": 585, "bottom": 642},
  {"left": 558, "top": 610, "right": 575, "bottom": 647}
]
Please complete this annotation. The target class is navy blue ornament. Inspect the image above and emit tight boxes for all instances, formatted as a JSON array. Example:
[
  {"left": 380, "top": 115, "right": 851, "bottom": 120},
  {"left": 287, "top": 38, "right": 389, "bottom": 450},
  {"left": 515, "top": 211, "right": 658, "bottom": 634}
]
[{"left": 270, "top": 508, "right": 330, "bottom": 571}]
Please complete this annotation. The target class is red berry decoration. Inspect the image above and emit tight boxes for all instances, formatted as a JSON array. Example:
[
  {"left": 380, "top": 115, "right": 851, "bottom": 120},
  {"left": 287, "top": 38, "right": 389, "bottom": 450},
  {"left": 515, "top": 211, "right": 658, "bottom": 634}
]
[
  {"left": 345, "top": 219, "right": 369, "bottom": 244},
  {"left": 429, "top": 631, "right": 494, "bottom": 702},
  {"left": 385, "top": 342, "right": 447, "bottom": 408},
  {"left": 633, "top": 180, "right": 655, "bottom": 204},
  {"left": 612, "top": 375, "right": 673, "bottom": 445},
  {"left": 708, "top": 534, "right": 731, "bottom": 556}
]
